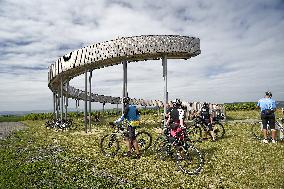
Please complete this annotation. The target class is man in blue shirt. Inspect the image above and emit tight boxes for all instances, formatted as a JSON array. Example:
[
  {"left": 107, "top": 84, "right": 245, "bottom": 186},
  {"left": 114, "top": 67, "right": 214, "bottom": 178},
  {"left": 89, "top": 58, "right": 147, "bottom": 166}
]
[
  {"left": 114, "top": 97, "right": 141, "bottom": 158},
  {"left": 257, "top": 91, "right": 277, "bottom": 143}
]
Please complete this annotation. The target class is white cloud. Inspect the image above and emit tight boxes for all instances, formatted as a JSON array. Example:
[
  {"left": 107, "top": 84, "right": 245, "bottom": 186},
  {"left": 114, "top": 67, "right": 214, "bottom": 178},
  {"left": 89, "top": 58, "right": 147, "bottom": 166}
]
[{"left": 0, "top": 0, "right": 284, "bottom": 111}]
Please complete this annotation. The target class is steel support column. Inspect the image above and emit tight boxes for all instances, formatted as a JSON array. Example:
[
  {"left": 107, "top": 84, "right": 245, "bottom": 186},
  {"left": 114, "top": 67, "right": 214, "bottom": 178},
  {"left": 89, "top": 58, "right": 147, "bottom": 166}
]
[
  {"left": 60, "top": 78, "right": 64, "bottom": 121},
  {"left": 53, "top": 92, "right": 56, "bottom": 120},
  {"left": 162, "top": 55, "right": 168, "bottom": 128},
  {"left": 122, "top": 61, "right": 127, "bottom": 114},
  {"left": 84, "top": 69, "right": 88, "bottom": 133},
  {"left": 89, "top": 70, "right": 92, "bottom": 132},
  {"left": 56, "top": 93, "right": 59, "bottom": 120},
  {"left": 65, "top": 81, "right": 69, "bottom": 120}
]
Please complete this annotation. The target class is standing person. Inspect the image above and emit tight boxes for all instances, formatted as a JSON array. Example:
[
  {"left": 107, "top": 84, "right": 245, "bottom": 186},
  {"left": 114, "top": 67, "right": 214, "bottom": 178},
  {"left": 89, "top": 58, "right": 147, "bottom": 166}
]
[
  {"left": 166, "top": 99, "right": 185, "bottom": 140},
  {"left": 187, "top": 102, "right": 194, "bottom": 120},
  {"left": 199, "top": 102, "right": 216, "bottom": 141},
  {"left": 114, "top": 97, "right": 141, "bottom": 158},
  {"left": 165, "top": 101, "right": 173, "bottom": 120},
  {"left": 257, "top": 91, "right": 277, "bottom": 143}
]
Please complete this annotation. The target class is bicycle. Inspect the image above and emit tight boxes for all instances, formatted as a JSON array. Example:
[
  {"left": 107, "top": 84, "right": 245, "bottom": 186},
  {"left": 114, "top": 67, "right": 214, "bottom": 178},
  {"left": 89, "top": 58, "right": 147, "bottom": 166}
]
[
  {"left": 45, "top": 118, "right": 73, "bottom": 131},
  {"left": 100, "top": 121, "right": 152, "bottom": 157},
  {"left": 186, "top": 115, "right": 225, "bottom": 142},
  {"left": 251, "top": 118, "right": 284, "bottom": 141},
  {"left": 154, "top": 127, "right": 204, "bottom": 175}
]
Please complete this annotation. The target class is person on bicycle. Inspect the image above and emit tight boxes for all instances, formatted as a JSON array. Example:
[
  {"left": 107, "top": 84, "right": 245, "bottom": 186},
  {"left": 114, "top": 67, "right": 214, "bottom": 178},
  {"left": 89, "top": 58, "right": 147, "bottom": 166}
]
[
  {"left": 199, "top": 102, "right": 216, "bottom": 141},
  {"left": 165, "top": 99, "right": 186, "bottom": 142},
  {"left": 257, "top": 91, "right": 277, "bottom": 143},
  {"left": 114, "top": 97, "right": 141, "bottom": 158}
]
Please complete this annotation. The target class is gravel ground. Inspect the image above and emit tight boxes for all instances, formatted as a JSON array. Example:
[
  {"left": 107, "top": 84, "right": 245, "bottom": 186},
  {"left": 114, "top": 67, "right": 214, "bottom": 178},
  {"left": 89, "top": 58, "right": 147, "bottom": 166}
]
[{"left": 0, "top": 122, "right": 27, "bottom": 140}]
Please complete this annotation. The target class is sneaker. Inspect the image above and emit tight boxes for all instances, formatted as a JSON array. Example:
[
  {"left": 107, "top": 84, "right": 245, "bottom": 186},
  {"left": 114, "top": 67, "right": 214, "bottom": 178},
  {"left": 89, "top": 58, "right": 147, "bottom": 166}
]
[
  {"left": 262, "top": 139, "right": 269, "bottom": 144},
  {"left": 124, "top": 151, "right": 131, "bottom": 157},
  {"left": 133, "top": 154, "right": 141, "bottom": 159},
  {"left": 176, "top": 152, "right": 184, "bottom": 160},
  {"left": 271, "top": 139, "right": 277, "bottom": 144}
]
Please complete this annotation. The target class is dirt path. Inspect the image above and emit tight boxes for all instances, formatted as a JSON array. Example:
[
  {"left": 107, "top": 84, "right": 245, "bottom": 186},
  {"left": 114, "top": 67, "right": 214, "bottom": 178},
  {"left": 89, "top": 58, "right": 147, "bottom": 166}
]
[{"left": 0, "top": 122, "right": 27, "bottom": 140}]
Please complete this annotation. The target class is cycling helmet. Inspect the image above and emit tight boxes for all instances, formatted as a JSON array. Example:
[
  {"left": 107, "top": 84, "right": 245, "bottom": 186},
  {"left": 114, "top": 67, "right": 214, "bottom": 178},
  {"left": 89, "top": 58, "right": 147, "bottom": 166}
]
[
  {"left": 265, "top": 91, "right": 272, "bottom": 97},
  {"left": 173, "top": 99, "right": 182, "bottom": 107},
  {"left": 203, "top": 102, "right": 209, "bottom": 107},
  {"left": 122, "top": 97, "right": 130, "bottom": 104}
]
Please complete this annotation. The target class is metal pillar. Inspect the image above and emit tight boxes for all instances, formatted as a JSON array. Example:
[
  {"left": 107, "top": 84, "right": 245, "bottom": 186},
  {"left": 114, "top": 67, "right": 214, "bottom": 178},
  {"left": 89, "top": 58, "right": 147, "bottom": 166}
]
[
  {"left": 122, "top": 61, "right": 127, "bottom": 114},
  {"left": 53, "top": 92, "right": 56, "bottom": 120},
  {"left": 89, "top": 70, "right": 92, "bottom": 132},
  {"left": 60, "top": 78, "right": 64, "bottom": 121},
  {"left": 84, "top": 68, "right": 88, "bottom": 133},
  {"left": 56, "top": 94, "right": 59, "bottom": 119},
  {"left": 65, "top": 82, "right": 69, "bottom": 120},
  {"left": 162, "top": 55, "right": 168, "bottom": 128}
]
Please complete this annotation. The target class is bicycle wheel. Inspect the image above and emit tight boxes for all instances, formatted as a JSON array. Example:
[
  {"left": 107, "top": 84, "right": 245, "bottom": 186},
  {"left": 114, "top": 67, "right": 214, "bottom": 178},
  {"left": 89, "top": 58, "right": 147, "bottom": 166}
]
[
  {"left": 213, "top": 122, "right": 225, "bottom": 140},
  {"left": 100, "top": 134, "right": 119, "bottom": 157},
  {"left": 251, "top": 122, "right": 264, "bottom": 140},
  {"left": 175, "top": 144, "right": 204, "bottom": 175},
  {"left": 136, "top": 131, "right": 152, "bottom": 152},
  {"left": 276, "top": 121, "right": 284, "bottom": 139},
  {"left": 154, "top": 135, "right": 172, "bottom": 160},
  {"left": 187, "top": 125, "right": 202, "bottom": 142},
  {"left": 45, "top": 120, "right": 52, "bottom": 129}
]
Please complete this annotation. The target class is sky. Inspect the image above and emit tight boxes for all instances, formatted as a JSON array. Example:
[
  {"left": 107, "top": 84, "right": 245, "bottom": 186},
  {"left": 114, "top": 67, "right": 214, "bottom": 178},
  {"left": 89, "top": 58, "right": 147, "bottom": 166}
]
[{"left": 0, "top": 0, "right": 284, "bottom": 111}]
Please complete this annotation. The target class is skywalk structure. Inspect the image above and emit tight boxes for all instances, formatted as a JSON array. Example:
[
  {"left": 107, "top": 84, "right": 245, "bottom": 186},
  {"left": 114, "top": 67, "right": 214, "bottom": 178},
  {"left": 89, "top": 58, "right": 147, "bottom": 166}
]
[{"left": 48, "top": 35, "right": 201, "bottom": 132}]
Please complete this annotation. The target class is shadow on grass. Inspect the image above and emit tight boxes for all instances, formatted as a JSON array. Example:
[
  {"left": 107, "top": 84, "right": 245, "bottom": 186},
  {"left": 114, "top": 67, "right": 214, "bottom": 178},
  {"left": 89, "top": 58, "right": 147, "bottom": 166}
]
[
  {"left": 220, "top": 134, "right": 233, "bottom": 140},
  {"left": 199, "top": 146, "right": 218, "bottom": 174}
]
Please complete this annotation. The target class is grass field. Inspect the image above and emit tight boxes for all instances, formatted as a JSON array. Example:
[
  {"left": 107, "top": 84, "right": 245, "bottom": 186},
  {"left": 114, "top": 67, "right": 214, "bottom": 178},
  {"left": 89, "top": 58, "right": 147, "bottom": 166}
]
[
  {"left": 0, "top": 115, "right": 23, "bottom": 122},
  {"left": 1, "top": 112, "right": 284, "bottom": 188}
]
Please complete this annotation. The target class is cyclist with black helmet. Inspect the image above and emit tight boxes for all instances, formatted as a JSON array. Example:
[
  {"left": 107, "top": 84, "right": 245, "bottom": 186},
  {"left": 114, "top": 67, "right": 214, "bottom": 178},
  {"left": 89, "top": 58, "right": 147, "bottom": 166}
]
[
  {"left": 114, "top": 97, "right": 141, "bottom": 158},
  {"left": 165, "top": 99, "right": 185, "bottom": 140},
  {"left": 199, "top": 102, "right": 216, "bottom": 141},
  {"left": 257, "top": 91, "right": 277, "bottom": 143}
]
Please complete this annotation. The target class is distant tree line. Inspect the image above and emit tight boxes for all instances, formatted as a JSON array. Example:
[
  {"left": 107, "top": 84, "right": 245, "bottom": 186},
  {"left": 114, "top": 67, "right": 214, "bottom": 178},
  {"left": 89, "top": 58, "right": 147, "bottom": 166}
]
[
  {"left": 2, "top": 108, "right": 159, "bottom": 121},
  {"left": 224, "top": 102, "right": 258, "bottom": 111}
]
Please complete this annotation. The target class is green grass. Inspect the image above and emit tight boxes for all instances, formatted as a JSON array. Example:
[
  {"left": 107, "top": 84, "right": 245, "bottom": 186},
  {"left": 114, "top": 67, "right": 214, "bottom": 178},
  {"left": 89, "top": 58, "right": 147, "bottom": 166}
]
[
  {"left": 0, "top": 113, "right": 284, "bottom": 188},
  {"left": 0, "top": 115, "right": 23, "bottom": 122},
  {"left": 225, "top": 109, "right": 283, "bottom": 120}
]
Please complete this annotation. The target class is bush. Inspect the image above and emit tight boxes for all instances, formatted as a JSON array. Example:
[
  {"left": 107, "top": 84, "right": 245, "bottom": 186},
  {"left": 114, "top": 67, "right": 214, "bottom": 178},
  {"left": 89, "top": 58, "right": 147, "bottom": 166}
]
[{"left": 224, "top": 102, "right": 258, "bottom": 111}]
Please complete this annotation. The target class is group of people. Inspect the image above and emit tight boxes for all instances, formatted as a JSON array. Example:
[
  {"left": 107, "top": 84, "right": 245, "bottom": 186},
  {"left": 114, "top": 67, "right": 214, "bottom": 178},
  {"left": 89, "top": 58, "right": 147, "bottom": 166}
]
[
  {"left": 111, "top": 91, "right": 278, "bottom": 159},
  {"left": 113, "top": 97, "right": 219, "bottom": 159},
  {"left": 165, "top": 99, "right": 217, "bottom": 142}
]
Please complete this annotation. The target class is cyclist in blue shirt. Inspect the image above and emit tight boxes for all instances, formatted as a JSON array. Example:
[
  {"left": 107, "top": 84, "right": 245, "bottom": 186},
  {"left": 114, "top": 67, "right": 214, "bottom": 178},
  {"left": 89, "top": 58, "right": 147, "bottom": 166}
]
[
  {"left": 257, "top": 91, "right": 277, "bottom": 143},
  {"left": 114, "top": 97, "right": 141, "bottom": 158}
]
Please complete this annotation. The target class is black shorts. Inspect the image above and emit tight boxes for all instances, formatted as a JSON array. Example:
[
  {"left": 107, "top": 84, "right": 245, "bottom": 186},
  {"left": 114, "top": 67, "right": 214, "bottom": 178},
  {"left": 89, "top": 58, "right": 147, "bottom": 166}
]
[
  {"left": 203, "top": 119, "right": 213, "bottom": 131},
  {"left": 261, "top": 112, "right": 275, "bottom": 130},
  {"left": 125, "top": 126, "right": 136, "bottom": 140}
]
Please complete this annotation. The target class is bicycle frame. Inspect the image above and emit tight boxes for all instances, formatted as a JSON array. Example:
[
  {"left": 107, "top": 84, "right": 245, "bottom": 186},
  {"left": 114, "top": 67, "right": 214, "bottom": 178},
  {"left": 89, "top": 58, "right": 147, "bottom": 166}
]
[
  {"left": 255, "top": 119, "right": 284, "bottom": 140},
  {"left": 276, "top": 119, "right": 284, "bottom": 139},
  {"left": 109, "top": 123, "right": 128, "bottom": 141}
]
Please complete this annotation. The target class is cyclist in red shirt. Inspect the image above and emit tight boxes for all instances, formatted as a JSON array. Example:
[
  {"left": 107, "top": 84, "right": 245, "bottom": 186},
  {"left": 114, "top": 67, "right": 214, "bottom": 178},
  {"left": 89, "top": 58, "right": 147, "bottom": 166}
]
[{"left": 166, "top": 99, "right": 185, "bottom": 141}]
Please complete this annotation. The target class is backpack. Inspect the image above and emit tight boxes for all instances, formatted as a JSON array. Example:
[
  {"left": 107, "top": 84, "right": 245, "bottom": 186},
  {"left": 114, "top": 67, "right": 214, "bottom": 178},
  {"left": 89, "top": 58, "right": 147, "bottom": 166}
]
[{"left": 200, "top": 106, "right": 210, "bottom": 119}]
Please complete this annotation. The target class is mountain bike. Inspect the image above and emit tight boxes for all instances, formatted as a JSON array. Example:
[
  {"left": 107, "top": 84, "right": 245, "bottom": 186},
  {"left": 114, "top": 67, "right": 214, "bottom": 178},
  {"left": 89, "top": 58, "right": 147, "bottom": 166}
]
[
  {"left": 45, "top": 119, "right": 73, "bottom": 131},
  {"left": 100, "top": 121, "right": 152, "bottom": 157},
  {"left": 251, "top": 118, "right": 284, "bottom": 141},
  {"left": 154, "top": 127, "right": 204, "bottom": 175},
  {"left": 186, "top": 115, "right": 225, "bottom": 142}
]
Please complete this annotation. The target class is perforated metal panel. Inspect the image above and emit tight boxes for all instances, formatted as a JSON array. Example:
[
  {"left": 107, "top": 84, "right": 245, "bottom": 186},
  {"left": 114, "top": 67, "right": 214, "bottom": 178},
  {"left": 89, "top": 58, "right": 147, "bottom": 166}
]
[{"left": 48, "top": 35, "right": 201, "bottom": 106}]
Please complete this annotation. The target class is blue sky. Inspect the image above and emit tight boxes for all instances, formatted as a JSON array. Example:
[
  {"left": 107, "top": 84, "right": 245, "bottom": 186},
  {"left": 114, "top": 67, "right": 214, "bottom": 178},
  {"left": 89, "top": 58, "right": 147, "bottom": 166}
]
[{"left": 0, "top": 0, "right": 284, "bottom": 111}]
